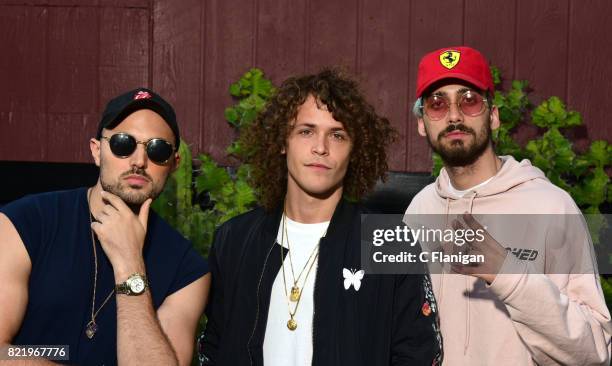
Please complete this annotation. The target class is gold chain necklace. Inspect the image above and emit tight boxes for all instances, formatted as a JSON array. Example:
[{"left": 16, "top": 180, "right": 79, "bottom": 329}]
[
  {"left": 85, "top": 188, "right": 115, "bottom": 339},
  {"left": 279, "top": 212, "right": 324, "bottom": 331},
  {"left": 283, "top": 213, "right": 320, "bottom": 302}
]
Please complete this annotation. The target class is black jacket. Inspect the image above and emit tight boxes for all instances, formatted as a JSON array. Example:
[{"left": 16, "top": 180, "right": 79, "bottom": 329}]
[{"left": 199, "top": 199, "right": 442, "bottom": 366}]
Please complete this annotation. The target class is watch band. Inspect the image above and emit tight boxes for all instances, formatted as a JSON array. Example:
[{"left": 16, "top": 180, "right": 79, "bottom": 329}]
[
  {"left": 115, "top": 282, "right": 131, "bottom": 295},
  {"left": 115, "top": 273, "right": 148, "bottom": 296}
]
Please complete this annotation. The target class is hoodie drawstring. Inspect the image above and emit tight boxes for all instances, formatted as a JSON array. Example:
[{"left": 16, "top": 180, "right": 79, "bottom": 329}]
[
  {"left": 468, "top": 192, "right": 476, "bottom": 214},
  {"left": 439, "top": 198, "right": 451, "bottom": 308}
]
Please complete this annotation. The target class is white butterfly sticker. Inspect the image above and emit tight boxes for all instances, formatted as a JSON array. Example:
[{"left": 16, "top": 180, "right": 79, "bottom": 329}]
[{"left": 343, "top": 268, "right": 365, "bottom": 291}]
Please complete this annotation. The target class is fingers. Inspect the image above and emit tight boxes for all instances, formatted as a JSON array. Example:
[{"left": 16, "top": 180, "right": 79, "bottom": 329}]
[
  {"left": 101, "top": 203, "right": 119, "bottom": 217},
  {"left": 100, "top": 190, "right": 129, "bottom": 213},
  {"left": 462, "top": 212, "right": 484, "bottom": 231},
  {"left": 90, "top": 221, "right": 102, "bottom": 237},
  {"left": 138, "top": 198, "right": 152, "bottom": 231},
  {"left": 451, "top": 219, "right": 472, "bottom": 254}
]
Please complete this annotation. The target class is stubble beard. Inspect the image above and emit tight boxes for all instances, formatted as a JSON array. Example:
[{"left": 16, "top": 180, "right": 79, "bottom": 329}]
[{"left": 100, "top": 165, "right": 166, "bottom": 207}]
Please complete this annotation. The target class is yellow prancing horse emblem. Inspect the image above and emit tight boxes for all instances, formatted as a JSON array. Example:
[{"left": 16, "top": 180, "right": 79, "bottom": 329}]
[{"left": 439, "top": 50, "right": 461, "bottom": 69}]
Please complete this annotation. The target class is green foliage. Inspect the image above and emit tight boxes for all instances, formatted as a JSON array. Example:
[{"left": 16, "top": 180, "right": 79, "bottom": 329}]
[
  {"left": 151, "top": 140, "right": 208, "bottom": 253},
  {"left": 153, "top": 68, "right": 274, "bottom": 258},
  {"left": 225, "top": 69, "right": 275, "bottom": 158},
  {"left": 491, "top": 79, "right": 530, "bottom": 160}
]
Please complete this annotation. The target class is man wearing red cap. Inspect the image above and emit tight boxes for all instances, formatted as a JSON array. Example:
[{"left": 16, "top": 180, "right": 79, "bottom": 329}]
[{"left": 404, "top": 46, "right": 611, "bottom": 365}]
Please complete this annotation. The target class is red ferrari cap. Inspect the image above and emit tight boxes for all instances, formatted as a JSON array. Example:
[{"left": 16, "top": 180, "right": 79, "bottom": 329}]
[{"left": 416, "top": 46, "right": 494, "bottom": 98}]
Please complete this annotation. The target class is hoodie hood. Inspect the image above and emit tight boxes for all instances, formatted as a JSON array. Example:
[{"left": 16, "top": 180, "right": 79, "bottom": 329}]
[{"left": 435, "top": 155, "right": 547, "bottom": 200}]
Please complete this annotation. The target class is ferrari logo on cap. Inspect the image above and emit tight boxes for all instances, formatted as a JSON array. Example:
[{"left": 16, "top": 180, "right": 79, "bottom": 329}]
[
  {"left": 134, "top": 91, "right": 152, "bottom": 100},
  {"left": 439, "top": 50, "right": 461, "bottom": 69}
]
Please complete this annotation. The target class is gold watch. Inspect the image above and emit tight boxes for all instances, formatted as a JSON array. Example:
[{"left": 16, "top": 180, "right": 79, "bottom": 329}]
[{"left": 115, "top": 273, "right": 148, "bottom": 295}]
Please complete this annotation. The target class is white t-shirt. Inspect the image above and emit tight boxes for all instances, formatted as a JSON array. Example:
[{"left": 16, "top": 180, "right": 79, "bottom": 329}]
[
  {"left": 263, "top": 216, "right": 330, "bottom": 366},
  {"left": 447, "top": 175, "right": 494, "bottom": 197}
]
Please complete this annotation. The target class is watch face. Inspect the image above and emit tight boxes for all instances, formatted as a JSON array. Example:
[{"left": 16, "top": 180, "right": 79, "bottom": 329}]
[{"left": 129, "top": 277, "right": 145, "bottom": 293}]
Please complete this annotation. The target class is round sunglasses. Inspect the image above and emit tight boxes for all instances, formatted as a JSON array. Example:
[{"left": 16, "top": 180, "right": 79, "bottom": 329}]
[
  {"left": 422, "top": 90, "right": 488, "bottom": 121},
  {"left": 101, "top": 133, "right": 175, "bottom": 164}
]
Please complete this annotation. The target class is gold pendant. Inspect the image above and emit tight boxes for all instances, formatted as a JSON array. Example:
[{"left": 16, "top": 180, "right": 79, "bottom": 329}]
[
  {"left": 290, "top": 286, "right": 301, "bottom": 302},
  {"left": 287, "top": 317, "right": 297, "bottom": 331},
  {"left": 85, "top": 321, "right": 98, "bottom": 339}
]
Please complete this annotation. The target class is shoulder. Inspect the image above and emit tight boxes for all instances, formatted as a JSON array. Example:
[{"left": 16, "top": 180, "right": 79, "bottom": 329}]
[
  {"left": 510, "top": 178, "right": 580, "bottom": 214},
  {"left": 213, "top": 206, "right": 269, "bottom": 244},
  {"left": 0, "top": 188, "right": 84, "bottom": 229},
  {"left": 204, "top": 207, "right": 275, "bottom": 280},
  {"left": 405, "top": 183, "right": 438, "bottom": 214},
  {"left": 1, "top": 188, "right": 83, "bottom": 213},
  {"left": 215, "top": 207, "right": 272, "bottom": 241},
  {"left": 218, "top": 206, "right": 268, "bottom": 232}
]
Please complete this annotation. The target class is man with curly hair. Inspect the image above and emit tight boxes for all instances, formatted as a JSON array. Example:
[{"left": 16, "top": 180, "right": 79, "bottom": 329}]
[{"left": 198, "top": 68, "right": 442, "bottom": 366}]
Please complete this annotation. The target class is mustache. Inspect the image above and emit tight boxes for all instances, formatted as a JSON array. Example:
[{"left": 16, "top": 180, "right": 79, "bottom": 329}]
[
  {"left": 120, "top": 167, "right": 152, "bottom": 181},
  {"left": 438, "top": 124, "right": 475, "bottom": 140}
]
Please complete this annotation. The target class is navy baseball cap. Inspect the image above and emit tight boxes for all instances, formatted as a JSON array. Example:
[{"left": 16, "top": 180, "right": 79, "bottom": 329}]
[{"left": 96, "top": 88, "right": 180, "bottom": 148}]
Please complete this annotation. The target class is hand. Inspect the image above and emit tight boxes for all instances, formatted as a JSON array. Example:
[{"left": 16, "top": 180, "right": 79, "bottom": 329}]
[
  {"left": 450, "top": 212, "right": 508, "bottom": 284},
  {"left": 90, "top": 191, "right": 152, "bottom": 278}
]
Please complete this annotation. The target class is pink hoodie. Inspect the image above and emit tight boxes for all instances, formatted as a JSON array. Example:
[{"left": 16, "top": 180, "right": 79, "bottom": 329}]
[{"left": 404, "top": 156, "right": 611, "bottom": 365}]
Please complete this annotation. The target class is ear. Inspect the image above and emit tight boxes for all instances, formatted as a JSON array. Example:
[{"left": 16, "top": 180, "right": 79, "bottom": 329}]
[
  {"left": 90, "top": 138, "right": 101, "bottom": 167},
  {"left": 170, "top": 152, "right": 181, "bottom": 172},
  {"left": 489, "top": 105, "right": 501, "bottom": 131},
  {"left": 417, "top": 118, "right": 427, "bottom": 137}
]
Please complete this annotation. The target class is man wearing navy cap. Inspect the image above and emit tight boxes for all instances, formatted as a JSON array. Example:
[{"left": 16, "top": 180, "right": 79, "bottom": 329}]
[
  {"left": 0, "top": 88, "right": 210, "bottom": 365},
  {"left": 404, "top": 46, "right": 611, "bottom": 365}
]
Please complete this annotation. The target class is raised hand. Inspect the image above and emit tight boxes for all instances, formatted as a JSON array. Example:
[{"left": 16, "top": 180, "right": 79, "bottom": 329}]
[
  {"left": 450, "top": 212, "right": 508, "bottom": 284},
  {"left": 90, "top": 190, "right": 152, "bottom": 279}
]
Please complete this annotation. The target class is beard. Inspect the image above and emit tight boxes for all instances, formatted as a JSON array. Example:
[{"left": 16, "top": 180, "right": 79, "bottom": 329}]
[
  {"left": 100, "top": 165, "right": 166, "bottom": 207},
  {"left": 425, "top": 121, "right": 492, "bottom": 167}
]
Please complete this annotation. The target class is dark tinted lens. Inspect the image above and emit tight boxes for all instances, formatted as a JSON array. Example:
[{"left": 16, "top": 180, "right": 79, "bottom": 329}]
[
  {"left": 109, "top": 133, "right": 137, "bottom": 157},
  {"left": 146, "top": 139, "right": 174, "bottom": 164}
]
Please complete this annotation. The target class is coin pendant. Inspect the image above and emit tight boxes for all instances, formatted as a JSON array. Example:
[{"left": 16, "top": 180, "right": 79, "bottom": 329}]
[{"left": 287, "top": 318, "right": 297, "bottom": 331}]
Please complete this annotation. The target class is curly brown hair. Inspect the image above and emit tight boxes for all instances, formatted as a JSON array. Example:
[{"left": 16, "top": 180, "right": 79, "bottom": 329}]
[{"left": 240, "top": 68, "right": 397, "bottom": 211}]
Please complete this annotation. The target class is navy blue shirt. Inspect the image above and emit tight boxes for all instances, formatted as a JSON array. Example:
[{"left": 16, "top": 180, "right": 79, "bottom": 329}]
[{"left": 1, "top": 188, "right": 209, "bottom": 365}]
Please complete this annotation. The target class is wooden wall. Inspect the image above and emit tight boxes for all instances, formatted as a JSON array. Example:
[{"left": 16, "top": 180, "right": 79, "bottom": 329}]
[{"left": 1, "top": 0, "right": 610, "bottom": 173}]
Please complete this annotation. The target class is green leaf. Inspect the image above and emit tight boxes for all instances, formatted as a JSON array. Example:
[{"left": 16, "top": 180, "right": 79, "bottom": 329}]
[
  {"left": 237, "top": 164, "right": 252, "bottom": 181},
  {"left": 195, "top": 155, "right": 231, "bottom": 193},
  {"left": 565, "top": 111, "right": 582, "bottom": 128},
  {"left": 490, "top": 66, "right": 501, "bottom": 86},
  {"left": 235, "top": 179, "right": 256, "bottom": 210},
  {"left": 242, "top": 108, "right": 258, "bottom": 124},
  {"left": 432, "top": 153, "right": 444, "bottom": 176},
  {"left": 586, "top": 140, "right": 610, "bottom": 167},
  {"left": 542, "top": 128, "right": 575, "bottom": 171},
  {"left": 229, "top": 82, "right": 241, "bottom": 97},
  {"left": 224, "top": 107, "right": 239, "bottom": 125},
  {"left": 574, "top": 168, "right": 610, "bottom": 207},
  {"left": 175, "top": 141, "right": 193, "bottom": 216}
]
